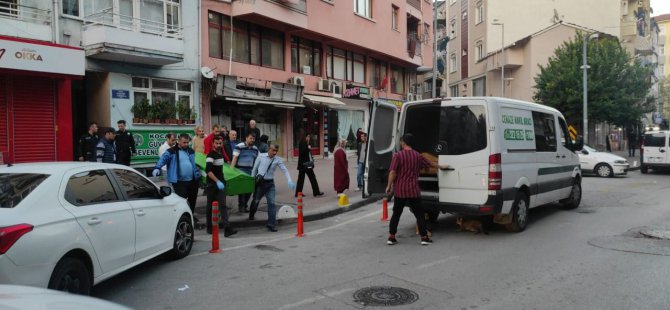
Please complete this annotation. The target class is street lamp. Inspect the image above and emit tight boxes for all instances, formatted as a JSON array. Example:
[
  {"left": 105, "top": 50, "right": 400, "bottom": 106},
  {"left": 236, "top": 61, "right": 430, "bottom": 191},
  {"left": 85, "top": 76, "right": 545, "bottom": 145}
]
[
  {"left": 492, "top": 19, "right": 504, "bottom": 97},
  {"left": 581, "top": 32, "right": 599, "bottom": 145}
]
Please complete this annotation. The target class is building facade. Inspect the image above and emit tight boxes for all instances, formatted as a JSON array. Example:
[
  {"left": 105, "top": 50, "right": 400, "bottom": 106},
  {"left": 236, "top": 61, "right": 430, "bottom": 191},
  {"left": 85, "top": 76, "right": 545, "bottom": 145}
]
[
  {"left": 654, "top": 13, "right": 669, "bottom": 122},
  {"left": 201, "top": 0, "right": 433, "bottom": 159}
]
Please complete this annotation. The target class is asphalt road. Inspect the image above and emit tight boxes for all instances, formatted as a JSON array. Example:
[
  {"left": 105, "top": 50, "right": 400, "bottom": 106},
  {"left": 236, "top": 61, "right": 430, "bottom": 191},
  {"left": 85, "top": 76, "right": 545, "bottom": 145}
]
[{"left": 92, "top": 169, "right": 670, "bottom": 310}]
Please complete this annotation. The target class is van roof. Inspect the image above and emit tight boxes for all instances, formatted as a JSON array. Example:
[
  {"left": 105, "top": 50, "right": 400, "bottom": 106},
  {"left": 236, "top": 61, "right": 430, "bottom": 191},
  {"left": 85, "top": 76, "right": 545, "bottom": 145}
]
[{"left": 406, "top": 97, "right": 562, "bottom": 115}]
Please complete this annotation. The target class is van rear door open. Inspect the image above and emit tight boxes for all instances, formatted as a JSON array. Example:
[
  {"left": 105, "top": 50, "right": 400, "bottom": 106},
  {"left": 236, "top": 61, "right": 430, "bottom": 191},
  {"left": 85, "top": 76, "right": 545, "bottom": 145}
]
[{"left": 364, "top": 101, "right": 398, "bottom": 197}]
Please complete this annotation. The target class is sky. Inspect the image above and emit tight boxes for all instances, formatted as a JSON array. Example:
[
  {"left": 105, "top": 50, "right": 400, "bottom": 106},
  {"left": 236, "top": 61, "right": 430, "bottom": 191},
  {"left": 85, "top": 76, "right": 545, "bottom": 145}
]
[{"left": 651, "top": 0, "right": 670, "bottom": 16}]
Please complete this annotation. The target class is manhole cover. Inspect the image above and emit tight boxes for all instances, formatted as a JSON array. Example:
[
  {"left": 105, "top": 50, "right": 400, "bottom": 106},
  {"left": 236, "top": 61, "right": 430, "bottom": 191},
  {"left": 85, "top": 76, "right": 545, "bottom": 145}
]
[
  {"left": 353, "top": 286, "right": 419, "bottom": 306},
  {"left": 640, "top": 229, "right": 670, "bottom": 240}
]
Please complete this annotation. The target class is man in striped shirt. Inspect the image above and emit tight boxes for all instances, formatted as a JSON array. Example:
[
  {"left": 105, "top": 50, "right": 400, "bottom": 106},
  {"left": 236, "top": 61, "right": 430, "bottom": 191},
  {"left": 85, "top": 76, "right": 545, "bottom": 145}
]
[{"left": 386, "top": 133, "right": 448, "bottom": 246}]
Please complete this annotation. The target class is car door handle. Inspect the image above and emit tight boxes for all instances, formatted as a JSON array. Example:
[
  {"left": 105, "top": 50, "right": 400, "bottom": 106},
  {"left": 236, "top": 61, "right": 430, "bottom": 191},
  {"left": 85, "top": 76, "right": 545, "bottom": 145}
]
[
  {"left": 87, "top": 217, "right": 102, "bottom": 225},
  {"left": 660, "top": 149, "right": 666, "bottom": 153},
  {"left": 136, "top": 210, "right": 146, "bottom": 216}
]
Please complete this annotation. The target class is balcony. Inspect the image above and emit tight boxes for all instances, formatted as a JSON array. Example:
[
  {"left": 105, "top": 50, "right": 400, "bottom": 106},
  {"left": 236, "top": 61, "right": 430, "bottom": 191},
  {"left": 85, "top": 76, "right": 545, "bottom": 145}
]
[
  {"left": 82, "top": 9, "right": 183, "bottom": 66},
  {"left": 407, "top": 0, "right": 421, "bottom": 10},
  {"left": 0, "top": 0, "right": 52, "bottom": 41},
  {"left": 232, "top": 0, "right": 307, "bottom": 28}
]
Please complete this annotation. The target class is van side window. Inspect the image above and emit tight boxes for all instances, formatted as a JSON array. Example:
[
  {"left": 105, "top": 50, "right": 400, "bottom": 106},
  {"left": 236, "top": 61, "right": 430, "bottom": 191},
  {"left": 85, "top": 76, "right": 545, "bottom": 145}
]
[
  {"left": 532, "top": 112, "right": 557, "bottom": 152},
  {"left": 558, "top": 117, "right": 570, "bottom": 147}
]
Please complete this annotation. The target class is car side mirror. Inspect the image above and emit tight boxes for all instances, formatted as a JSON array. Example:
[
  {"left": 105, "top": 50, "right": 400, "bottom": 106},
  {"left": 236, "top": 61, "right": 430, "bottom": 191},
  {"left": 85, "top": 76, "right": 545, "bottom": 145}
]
[
  {"left": 572, "top": 136, "right": 584, "bottom": 152},
  {"left": 160, "top": 186, "right": 172, "bottom": 197}
]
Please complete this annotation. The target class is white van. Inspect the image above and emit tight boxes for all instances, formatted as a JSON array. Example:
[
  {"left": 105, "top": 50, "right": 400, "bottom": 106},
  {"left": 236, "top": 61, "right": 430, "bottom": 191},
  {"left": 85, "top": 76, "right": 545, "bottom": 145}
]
[
  {"left": 640, "top": 130, "right": 670, "bottom": 173},
  {"left": 365, "top": 97, "right": 583, "bottom": 232}
]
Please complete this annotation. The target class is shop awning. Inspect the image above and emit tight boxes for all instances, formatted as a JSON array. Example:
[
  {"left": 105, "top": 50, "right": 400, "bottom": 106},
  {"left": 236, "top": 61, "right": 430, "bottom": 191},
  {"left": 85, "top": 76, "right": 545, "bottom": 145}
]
[
  {"left": 303, "top": 95, "right": 346, "bottom": 107},
  {"left": 226, "top": 97, "right": 304, "bottom": 109}
]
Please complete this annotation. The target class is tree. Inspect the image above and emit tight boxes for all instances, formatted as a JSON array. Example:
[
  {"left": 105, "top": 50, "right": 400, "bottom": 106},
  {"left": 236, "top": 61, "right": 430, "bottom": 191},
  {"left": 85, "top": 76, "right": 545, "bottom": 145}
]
[{"left": 534, "top": 32, "right": 654, "bottom": 131}]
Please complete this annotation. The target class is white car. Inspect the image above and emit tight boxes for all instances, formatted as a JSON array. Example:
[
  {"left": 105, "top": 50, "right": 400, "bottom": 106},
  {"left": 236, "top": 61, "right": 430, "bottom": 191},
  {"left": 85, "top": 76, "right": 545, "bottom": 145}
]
[
  {"left": 0, "top": 285, "right": 131, "bottom": 310},
  {"left": 0, "top": 162, "right": 194, "bottom": 295},
  {"left": 577, "top": 145, "right": 629, "bottom": 177}
]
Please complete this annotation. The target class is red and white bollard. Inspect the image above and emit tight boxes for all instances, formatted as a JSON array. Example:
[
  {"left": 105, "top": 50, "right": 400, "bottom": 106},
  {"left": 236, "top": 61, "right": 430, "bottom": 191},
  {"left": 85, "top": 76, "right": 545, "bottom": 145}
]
[
  {"left": 209, "top": 201, "right": 223, "bottom": 253},
  {"left": 296, "top": 192, "right": 305, "bottom": 237},
  {"left": 381, "top": 197, "right": 389, "bottom": 222}
]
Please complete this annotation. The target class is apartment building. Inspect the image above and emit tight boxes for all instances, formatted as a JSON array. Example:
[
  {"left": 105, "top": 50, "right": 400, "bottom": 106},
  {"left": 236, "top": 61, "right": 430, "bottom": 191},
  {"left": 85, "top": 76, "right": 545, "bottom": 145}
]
[
  {"left": 0, "top": 0, "right": 84, "bottom": 163},
  {"left": 201, "top": 0, "right": 434, "bottom": 158},
  {"left": 442, "top": 0, "right": 620, "bottom": 99},
  {"left": 654, "top": 13, "right": 669, "bottom": 121}
]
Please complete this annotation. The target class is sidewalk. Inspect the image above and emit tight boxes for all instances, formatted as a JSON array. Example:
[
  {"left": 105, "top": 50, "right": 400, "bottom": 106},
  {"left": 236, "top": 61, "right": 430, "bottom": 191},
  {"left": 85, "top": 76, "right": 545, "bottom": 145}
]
[{"left": 158, "top": 153, "right": 381, "bottom": 230}]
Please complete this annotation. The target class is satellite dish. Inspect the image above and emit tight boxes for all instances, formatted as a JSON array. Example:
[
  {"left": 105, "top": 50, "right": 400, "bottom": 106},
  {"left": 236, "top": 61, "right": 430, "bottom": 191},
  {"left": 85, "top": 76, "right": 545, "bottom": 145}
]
[{"left": 200, "top": 66, "right": 215, "bottom": 79}]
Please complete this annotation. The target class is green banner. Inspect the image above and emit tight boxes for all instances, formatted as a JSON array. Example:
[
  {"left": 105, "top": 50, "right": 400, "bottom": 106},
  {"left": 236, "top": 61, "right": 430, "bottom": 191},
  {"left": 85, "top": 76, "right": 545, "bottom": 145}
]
[{"left": 130, "top": 129, "right": 194, "bottom": 165}]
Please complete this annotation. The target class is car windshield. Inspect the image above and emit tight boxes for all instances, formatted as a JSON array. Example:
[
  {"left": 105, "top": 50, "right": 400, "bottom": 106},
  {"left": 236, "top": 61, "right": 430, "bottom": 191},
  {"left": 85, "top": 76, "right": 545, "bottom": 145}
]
[
  {"left": 583, "top": 145, "right": 597, "bottom": 152},
  {"left": 0, "top": 173, "right": 50, "bottom": 208}
]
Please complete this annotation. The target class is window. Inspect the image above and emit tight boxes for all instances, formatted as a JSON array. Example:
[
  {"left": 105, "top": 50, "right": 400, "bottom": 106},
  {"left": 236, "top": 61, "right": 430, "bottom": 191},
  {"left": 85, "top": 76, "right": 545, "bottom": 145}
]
[
  {"left": 369, "top": 58, "right": 388, "bottom": 88},
  {"left": 291, "top": 37, "right": 322, "bottom": 76},
  {"left": 532, "top": 112, "right": 557, "bottom": 152},
  {"left": 450, "top": 85, "right": 459, "bottom": 97},
  {"left": 558, "top": 117, "right": 570, "bottom": 146},
  {"left": 475, "top": 3, "right": 484, "bottom": 24},
  {"left": 327, "top": 47, "right": 365, "bottom": 83},
  {"left": 472, "top": 77, "right": 486, "bottom": 96},
  {"left": 64, "top": 1, "right": 180, "bottom": 33},
  {"left": 132, "top": 77, "right": 193, "bottom": 118},
  {"left": 372, "top": 106, "right": 395, "bottom": 152},
  {"left": 113, "top": 170, "right": 161, "bottom": 200},
  {"left": 390, "top": 64, "right": 404, "bottom": 94},
  {"left": 644, "top": 133, "right": 667, "bottom": 147},
  {"left": 0, "top": 173, "right": 49, "bottom": 208},
  {"left": 0, "top": 0, "right": 17, "bottom": 17},
  {"left": 62, "top": 0, "right": 80, "bottom": 16},
  {"left": 439, "top": 105, "right": 487, "bottom": 155},
  {"left": 423, "top": 23, "right": 430, "bottom": 46},
  {"left": 354, "top": 0, "right": 371, "bottom": 18},
  {"left": 208, "top": 11, "right": 284, "bottom": 70},
  {"left": 475, "top": 41, "right": 483, "bottom": 61},
  {"left": 449, "top": 53, "right": 457, "bottom": 73},
  {"left": 65, "top": 170, "right": 119, "bottom": 206},
  {"left": 391, "top": 5, "right": 399, "bottom": 30}
]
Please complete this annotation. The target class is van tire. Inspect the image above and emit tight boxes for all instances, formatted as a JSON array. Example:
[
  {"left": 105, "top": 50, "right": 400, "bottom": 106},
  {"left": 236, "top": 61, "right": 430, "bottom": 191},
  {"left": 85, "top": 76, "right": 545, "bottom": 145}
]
[
  {"left": 505, "top": 192, "right": 529, "bottom": 232},
  {"left": 559, "top": 178, "right": 582, "bottom": 210},
  {"left": 641, "top": 165, "right": 648, "bottom": 174}
]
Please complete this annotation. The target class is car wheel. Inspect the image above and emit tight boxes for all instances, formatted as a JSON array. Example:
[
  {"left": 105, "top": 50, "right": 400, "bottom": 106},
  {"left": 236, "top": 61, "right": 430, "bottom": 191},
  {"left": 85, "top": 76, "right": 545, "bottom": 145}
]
[
  {"left": 505, "top": 191, "right": 529, "bottom": 232},
  {"left": 641, "top": 164, "right": 648, "bottom": 174},
  {"left": 559, "top": 178, "right": 582, "bottom": 210},
  {"left": 169, "top": 215, "right": 193, "bottom": 260},
  {"left": 48, "top": 257, "right": 91, "bottom": 295},
  {"left": 594, "top": 163, "right": 613, "bottom": 177}
]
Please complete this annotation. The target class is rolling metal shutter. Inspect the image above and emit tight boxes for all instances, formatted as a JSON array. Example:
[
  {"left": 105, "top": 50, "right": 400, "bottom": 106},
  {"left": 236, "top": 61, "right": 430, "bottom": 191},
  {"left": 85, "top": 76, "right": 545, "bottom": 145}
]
[{"left": 11, "top": 76, "right": 56, "bottom": 163}]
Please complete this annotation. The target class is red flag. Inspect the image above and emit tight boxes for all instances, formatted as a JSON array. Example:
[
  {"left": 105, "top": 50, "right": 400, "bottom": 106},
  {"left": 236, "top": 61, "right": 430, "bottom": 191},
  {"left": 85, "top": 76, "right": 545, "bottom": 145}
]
[{"left": 380, "top": 76, "right": 388, "bottom": 89}]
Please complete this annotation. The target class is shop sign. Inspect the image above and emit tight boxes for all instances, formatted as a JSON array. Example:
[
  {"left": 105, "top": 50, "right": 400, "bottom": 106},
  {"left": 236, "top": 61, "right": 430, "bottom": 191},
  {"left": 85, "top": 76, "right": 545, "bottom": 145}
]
[
  {"left": 131, "top": 129, "right": 194, "bottom": 164},
  {"left": 0, "top": 37, "right": 84, "bottom": 76},
  {"left": 377, "top": 98, "right": 404, "bottom": 111},
  {"left": 343, "top": 84, "right": 370, "bottom": 99}
]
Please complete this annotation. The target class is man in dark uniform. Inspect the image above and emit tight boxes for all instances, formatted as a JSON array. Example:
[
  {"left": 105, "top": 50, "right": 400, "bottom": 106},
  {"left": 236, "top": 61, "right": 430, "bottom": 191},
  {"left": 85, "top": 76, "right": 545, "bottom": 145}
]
[
  {"left": 78, "top": 122, "right": 99, "bottom": 162},
  {"left": 115, "top": 120, "right": 136, "bottom": 166}
]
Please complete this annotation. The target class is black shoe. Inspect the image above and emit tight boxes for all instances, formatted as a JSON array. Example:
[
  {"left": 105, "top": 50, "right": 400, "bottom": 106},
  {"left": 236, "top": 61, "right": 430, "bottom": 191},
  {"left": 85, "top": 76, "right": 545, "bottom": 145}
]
[
  {"left": 387, "top": 235, "right": 398, "bottom": 245},
  {"left": 421, "top": 236, "right": 433, "bottom": 245},
  {"left": 223, "top": 229, "right": 238, "bottom": 237},
  {"left": 314, "top": 192, "right": 325, "bottom": 197},
  {"left": 266, "top": 225, "right": 278, "bottom": 232}
]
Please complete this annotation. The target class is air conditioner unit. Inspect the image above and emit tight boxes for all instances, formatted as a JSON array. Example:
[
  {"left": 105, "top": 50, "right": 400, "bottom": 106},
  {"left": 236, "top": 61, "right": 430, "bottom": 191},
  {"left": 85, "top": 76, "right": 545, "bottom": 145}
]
[
  {"left": 330, "top": 80, "right": 342, "bottom": 97},
  {"left": 318, "top": 78, "right": 331, "bottom": 92},
  {"left": 289, "top": 76, "right": 304, "bottom": 86},
  {"left": 406, "top": 93, "right": 415, "bottom": 101}
]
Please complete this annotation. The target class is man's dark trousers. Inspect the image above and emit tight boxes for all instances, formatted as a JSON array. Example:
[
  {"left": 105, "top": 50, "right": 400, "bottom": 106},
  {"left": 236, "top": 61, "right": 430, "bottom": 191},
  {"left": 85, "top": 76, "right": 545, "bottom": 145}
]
[{"left": 173, "top": 180, "right": 199, "bottom": 214}]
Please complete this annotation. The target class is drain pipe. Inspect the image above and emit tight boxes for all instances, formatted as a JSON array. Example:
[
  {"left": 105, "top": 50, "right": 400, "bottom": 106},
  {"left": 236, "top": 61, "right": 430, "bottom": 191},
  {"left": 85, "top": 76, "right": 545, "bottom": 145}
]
[{"left": 52, "top": 0, "right": 60, "bottom": 44}]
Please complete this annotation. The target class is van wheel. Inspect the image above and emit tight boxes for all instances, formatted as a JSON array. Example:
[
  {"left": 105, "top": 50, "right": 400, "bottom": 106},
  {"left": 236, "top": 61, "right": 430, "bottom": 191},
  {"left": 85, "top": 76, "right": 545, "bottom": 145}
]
[
  {"left": 505, "top": 192, "right": 529, "bottom": 232},
  {"left": 641, "top": 165, "right": 648, "bottom": 174},
  {"left": 559, "top": 178, "right": 582, "bottom": 210},
  {"left": 594, "top": 163, "right": 613, "bottom": 177}
]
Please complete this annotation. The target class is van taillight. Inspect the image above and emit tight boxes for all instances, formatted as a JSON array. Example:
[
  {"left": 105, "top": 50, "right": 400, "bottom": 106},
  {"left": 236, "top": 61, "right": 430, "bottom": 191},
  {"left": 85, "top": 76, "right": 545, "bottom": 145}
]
[
  {"left": 0, "top": 224, "right": 33, "bottom": 255},
  {"left": 488, "top": 153, "right": 502, "bottom": 190}
]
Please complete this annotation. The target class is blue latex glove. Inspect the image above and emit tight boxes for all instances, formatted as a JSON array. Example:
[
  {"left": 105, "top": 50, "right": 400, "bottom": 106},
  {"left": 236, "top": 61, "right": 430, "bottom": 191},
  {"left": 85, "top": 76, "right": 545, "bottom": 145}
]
[
  {"left": 288, "top": 181, "right": 296, "bottom": 190},
  {"left": 216, "top": 181, "right": 225, "bottom": 190},
  {"left": 152, "top": 169, "right": 160, "bottom": 177}
]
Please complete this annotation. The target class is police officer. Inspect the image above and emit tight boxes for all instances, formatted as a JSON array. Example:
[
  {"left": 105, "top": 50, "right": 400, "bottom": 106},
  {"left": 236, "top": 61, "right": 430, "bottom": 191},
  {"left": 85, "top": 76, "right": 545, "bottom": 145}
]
[
  {"left": 115, "top": 120, "right": 136, "bottom": 166},
  {"left": 78, "top": 122, "right": 99, "bottom": 162}
]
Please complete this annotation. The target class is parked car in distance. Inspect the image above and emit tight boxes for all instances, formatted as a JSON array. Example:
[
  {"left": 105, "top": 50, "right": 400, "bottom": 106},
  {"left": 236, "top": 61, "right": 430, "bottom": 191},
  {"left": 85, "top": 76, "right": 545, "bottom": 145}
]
[
  {"left": 641, "top": 130, "right": 670, "bottom": 174},
  {"left": 577, "top": 145, "right": 629, "bottom": 177},
  {"left": 0, "top": 162, "right": 194, "bottom": 295},
  {"left": 0, "top": 285, "right": 131, "bottom": 310}
]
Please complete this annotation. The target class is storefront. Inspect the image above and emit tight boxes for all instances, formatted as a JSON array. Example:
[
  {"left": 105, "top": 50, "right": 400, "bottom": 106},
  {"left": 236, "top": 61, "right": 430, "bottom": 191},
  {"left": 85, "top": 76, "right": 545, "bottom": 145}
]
[
  {"left": 0, "top": 36, "right": 84, "bottom": 164},
  {"left": 334, "top": 84, "right": 371, "bottom": 153}
]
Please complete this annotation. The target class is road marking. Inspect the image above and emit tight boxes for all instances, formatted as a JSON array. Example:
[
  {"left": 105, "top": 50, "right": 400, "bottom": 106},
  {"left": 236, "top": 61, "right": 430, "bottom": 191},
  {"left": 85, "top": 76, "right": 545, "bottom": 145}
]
[
  {"left": 189, "top": 208, "right": 381, "bottom": 258},
  {"left": 416, "top": 256, "right": 460, "bottom": 269}
]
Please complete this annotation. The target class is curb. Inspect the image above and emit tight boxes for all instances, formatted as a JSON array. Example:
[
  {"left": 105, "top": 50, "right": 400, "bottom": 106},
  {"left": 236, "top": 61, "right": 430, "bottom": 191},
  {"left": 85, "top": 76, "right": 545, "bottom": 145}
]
[{"left": 219, "top": 196, "right": 384, "bottom": 229}]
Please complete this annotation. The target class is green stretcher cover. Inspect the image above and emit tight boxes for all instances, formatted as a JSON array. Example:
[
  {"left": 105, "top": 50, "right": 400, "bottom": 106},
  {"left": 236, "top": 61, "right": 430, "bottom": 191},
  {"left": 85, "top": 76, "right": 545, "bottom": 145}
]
[{"left": 195, "top": 152, "right": 255, "bottom": 196}]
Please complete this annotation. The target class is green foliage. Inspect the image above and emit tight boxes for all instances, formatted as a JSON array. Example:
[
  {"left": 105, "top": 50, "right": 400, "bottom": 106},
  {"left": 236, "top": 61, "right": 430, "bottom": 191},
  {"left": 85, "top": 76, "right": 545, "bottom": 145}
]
[
  {"left": 177, "top": 101, "right": 192, "bottom": 120},
  {"left": 148, "top": 101, "right": 161, "bottom": 120},
  {"left": 155, "top": 99, "right": 176, "bottom": 121},
  {"left": 131, "top": 98, "right": 150, "bottom": 119},
  {"left": 534, "top": 32, "right": 654, "bottom": 130}
]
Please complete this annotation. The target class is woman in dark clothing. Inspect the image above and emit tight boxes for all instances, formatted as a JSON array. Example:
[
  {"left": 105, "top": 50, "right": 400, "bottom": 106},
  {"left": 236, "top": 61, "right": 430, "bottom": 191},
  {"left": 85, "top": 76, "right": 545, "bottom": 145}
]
[
  {"left": 295, "top": 134, "right": 324, "bottom": 197},
  {"left": 333, "top": 138, "right": 350, "bottom": 194}
]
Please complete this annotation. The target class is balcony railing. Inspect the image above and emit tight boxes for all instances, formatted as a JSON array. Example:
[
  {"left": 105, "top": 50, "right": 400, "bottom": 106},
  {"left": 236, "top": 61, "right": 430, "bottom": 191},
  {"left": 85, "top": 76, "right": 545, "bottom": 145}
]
[
  {"left": 0, "top": 0, "right": 51, "bottom": 25},
  {"left": 83, "top": 8, "right": 182, "bottom": 39},
  {"left": 407, "top": 0, "right": 421, "bottom": 10}
]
